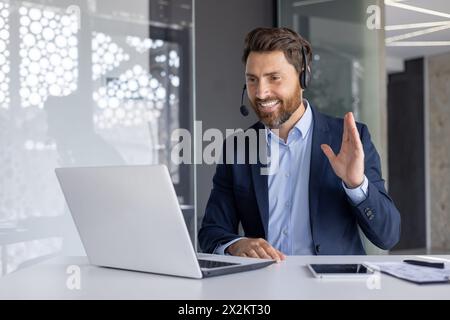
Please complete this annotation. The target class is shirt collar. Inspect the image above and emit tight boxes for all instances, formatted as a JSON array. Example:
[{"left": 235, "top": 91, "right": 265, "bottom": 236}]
[
  {"left": 265, "top": 99, "right": 313, "bottom": 143},
  {"left": 293, "top": 99, "right": 313, "bottom": 140}
]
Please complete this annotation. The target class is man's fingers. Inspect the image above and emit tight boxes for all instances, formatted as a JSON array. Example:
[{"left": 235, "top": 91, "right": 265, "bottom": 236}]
[
  {"left": 347, "top": 113, "right": 363, "bottom": 150},
  {"left": 347, "top": 113, "right": 357, "bottom": 139},
  {"left": 351, "top": 125, "right": 363, "bottom": 150},
  {"left": 246, "top": 249, "right": 260, "bottom": 259},
  {"left": 261, "top": 245, "right": 282, "bottom": 261},
  {"left": 261, "top": 244, "right": 286, "bottom": 261},
  {"left": 276, "top": 249, "right": 286, "bottom": 260},
  {"left": 343, "top": 113, "right": 350, "bottom": 142},
  {"left": 231, "top": 239, "right": 286, "bottom": 262},
  {"left": 351, "top": 126, "right": 363, "bottom": 150},
  {"left": 255, "top": 246, "right": 272, "bottom": 260},
  {"left": 321, "top": 144, "right": 335, "bottom": 163},
  {"left": 348, "top": 112, "right": 357, "bottom": 128}
]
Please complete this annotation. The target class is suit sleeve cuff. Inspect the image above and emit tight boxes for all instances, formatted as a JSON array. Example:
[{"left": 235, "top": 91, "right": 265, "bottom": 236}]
[
  {"left": 342, "top": 175, "right": 369, "bottom": 205},
  {"left": 214, "top": 237, "right": 245, "bottom": 255}
]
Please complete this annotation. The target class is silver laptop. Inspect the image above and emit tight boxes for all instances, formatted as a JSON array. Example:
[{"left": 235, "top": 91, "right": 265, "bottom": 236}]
[{"left": 55, "top": 164, "right": 274, "bottom": 278}]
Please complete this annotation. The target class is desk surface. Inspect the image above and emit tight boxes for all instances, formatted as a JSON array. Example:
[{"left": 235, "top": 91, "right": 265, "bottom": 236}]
[{"left": 1, "top": 255, "right": 449, "bottom": 299}]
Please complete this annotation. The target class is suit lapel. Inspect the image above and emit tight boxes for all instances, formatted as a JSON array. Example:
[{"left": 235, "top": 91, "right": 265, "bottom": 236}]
[
  {"left": 250, "top": 122, "right": 269, "bottom": 238},
  {"left": 251, "top": 163, "right": 269, "bottom": 237},
  {"left": 309, "top": 106, "right": 331, "bottom": 236}
]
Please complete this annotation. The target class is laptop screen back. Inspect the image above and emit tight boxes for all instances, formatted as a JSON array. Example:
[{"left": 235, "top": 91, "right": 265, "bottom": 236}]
[{"left": 55, "top": 165, "right": 203, "bottom": 278}]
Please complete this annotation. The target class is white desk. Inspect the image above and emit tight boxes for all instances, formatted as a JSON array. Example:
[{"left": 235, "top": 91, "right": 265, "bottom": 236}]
[{"left": 1, "top": 255, "right": 449, "bottom": 299}]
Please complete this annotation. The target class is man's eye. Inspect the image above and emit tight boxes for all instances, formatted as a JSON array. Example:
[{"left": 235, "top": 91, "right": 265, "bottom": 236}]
[
  {"left": 271, "top": 76, "right": 280, "bottom": 81},
  {"left": 247, "top": 78, "right": 256, "bottom": 83}
]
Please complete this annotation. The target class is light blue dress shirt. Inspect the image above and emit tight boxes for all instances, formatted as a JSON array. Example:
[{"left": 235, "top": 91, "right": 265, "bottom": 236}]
[{"left": 215, "top": 100, "right": 369, "bottom": 255}]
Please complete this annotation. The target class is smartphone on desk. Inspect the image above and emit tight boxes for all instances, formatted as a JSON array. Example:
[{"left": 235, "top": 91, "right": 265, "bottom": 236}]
[{"left": 308, "top": 263, "right": 375, "bottom": 278}]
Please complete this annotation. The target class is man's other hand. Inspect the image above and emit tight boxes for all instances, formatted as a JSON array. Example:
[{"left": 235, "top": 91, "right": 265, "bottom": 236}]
[{"left": 226, "top": 238, "right": 285, "bottom": 262}]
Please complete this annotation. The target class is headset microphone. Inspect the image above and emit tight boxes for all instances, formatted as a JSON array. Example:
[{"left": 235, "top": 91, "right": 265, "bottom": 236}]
[{"left": 240, "top": 84, "right": 249, "bottom": 116}]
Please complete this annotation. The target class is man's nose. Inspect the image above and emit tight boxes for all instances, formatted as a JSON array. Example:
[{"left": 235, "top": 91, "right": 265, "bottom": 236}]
[{"left": 255, "top": 81, "right": 270, "bottom": 99}]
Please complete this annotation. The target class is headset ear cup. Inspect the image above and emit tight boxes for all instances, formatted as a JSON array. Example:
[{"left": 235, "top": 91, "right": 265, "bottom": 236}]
[
  {"left": 300, "top": 45, "right": 309, "bottom": 89},
  {"left": 300, "top": 70, "right": 306, "bottom": 89},
  {"left": 303, "top": 68, "right": 311, "bottom": 89}
]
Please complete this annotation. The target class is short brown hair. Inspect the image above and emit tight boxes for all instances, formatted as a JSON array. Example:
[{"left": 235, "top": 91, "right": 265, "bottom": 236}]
[{"left": 242, "top": 27, "right": 312, "bottom": 75}]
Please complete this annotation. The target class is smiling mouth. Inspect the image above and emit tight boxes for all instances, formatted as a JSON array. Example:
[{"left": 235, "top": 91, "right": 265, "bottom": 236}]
[{"left": 258, "top": 100, "right": 280, "bottom": 113}]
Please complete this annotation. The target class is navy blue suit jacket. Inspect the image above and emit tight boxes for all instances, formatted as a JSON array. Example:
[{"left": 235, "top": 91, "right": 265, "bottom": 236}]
[{"left": 198, "top": 105, "right": 401, "bottom": 255}]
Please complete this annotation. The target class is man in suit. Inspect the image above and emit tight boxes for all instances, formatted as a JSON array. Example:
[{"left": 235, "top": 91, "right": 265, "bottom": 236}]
[{"left": 198, "top": 27, "right": 401, "bottom": 261}]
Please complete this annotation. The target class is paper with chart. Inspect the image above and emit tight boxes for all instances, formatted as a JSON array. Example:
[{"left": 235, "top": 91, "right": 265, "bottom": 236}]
[{"left": 364, "top": 261, "right": 450, "bottom": 284}]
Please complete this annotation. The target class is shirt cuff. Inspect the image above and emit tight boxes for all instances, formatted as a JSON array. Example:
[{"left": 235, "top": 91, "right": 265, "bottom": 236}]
[
  {"left": 342, "top": 175, "right": 369, "bottom": 205},
  {"left": 214, "top": 237, "right": 245, "bottom": 255}
]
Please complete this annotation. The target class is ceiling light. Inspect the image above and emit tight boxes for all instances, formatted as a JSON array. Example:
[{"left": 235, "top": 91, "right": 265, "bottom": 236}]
[
  {"left": 385, "top": 0, "right": 450, "bottom": 19},
  {"left": 386, "top": 21, "right": 450, "bottom": 31},
  {"left": 386, "top": 41, "right": 450, "bottom": 46},
  {"left": 386, "top": 24, "right": 450, "bottom": 43}
]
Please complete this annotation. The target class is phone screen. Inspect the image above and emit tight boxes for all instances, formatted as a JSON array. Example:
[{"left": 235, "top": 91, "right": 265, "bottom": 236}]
[{"left": 308, "top": 264, "right": 374, "bottom": 277}]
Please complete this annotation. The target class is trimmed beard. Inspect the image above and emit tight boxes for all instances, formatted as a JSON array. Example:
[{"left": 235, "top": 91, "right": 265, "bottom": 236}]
[{"left": 251, "top": 85, "right": 302, "bottom": 129}]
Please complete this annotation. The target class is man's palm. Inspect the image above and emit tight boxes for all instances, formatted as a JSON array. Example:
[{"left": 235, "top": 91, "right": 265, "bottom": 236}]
[{"left": 321, "top": 112, "right": 364, "bottom": 188}]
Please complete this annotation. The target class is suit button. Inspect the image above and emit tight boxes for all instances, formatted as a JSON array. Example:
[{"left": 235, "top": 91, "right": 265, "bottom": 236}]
[
  {"left": 315, "top": 244, "right": 321, "bottom": 253},
  {"left": 368, "top": 214, "right": 375, "bottom": 220},
  {"left": 364, "top": 208, "right": 373, "bottom": 217}
]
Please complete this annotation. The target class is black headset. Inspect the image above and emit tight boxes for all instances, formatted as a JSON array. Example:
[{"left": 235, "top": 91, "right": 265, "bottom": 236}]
[{"left": 240, "top": 45, "right": 310, "bottom": 117}]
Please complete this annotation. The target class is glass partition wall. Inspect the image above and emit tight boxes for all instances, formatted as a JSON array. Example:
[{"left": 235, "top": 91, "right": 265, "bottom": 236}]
[
  {"left": 0, "top": 0, "right": 194, "bottom": 276},
  {"left": 278, "top": 0, "right": 387, "bottom": 254}
]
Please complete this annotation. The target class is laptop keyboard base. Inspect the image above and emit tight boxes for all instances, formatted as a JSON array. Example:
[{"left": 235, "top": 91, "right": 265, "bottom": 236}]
[{"left": 198, "top": 259, "right": 239, "bottom": 269}]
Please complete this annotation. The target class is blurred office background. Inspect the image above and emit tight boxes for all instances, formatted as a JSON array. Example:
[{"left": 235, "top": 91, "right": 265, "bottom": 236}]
[
  {"left": 1, "top": 0, "right": 449, "bottom": 277},
  {"left": 0, "top": 0, "right": 194, "bottom": 276}
]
